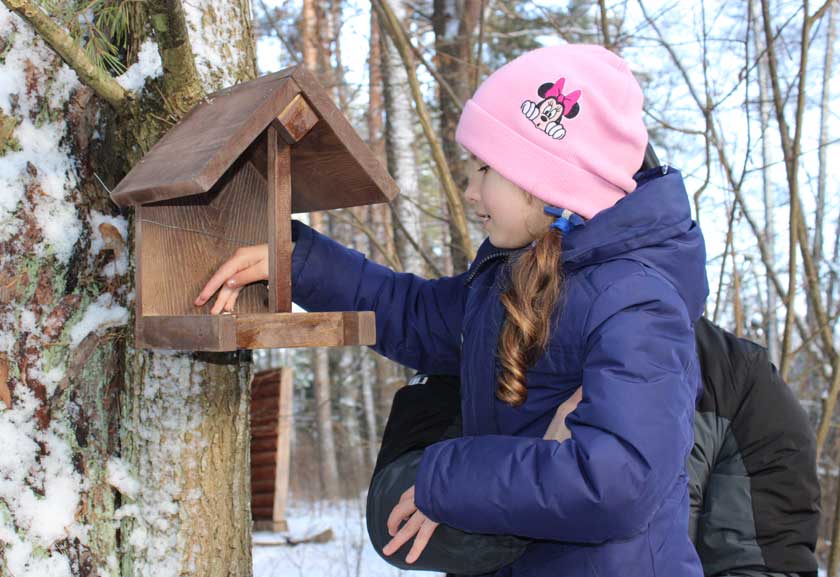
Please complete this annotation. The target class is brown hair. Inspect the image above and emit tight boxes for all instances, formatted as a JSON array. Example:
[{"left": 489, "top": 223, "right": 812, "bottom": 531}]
[{"left": 496, "top": 205, "right": 566, "bottom": 407}]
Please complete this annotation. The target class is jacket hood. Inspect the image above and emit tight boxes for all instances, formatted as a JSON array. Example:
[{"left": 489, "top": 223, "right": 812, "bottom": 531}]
[{"left": 468, "top": 166, "right": 709, "bottom": 321}]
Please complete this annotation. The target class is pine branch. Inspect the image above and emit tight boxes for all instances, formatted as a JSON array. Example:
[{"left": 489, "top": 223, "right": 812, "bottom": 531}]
[{"left": 3, "top": 0, "right": 129, "bottom": 107}]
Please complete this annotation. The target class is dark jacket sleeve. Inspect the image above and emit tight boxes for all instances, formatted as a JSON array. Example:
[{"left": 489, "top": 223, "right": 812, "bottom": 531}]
[
  {"left": 291, "top": 219, "right": 467, "bottom": 374},
  {"left": 413, "top": 272, "right": 698, "bottom": 543}
]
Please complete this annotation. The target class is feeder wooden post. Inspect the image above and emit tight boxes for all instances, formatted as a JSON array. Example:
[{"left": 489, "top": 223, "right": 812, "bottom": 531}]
[{"left": 267, "top": 125, "right": 292, "bottom": 313}]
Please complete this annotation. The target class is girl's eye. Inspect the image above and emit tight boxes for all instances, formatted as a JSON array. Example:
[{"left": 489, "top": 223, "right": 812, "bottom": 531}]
[{"left": 478, "top": 165, "right": 489, "bottom": 173}]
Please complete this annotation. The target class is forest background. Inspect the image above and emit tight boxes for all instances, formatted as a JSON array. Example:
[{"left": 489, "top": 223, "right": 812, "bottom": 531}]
[{"left": 0, "top": 0, "right": 839, "bottom": 575}]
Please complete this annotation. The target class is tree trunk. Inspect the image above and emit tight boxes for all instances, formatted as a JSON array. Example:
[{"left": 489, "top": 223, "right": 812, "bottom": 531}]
[
  {"left": 337, "top": 349, "right": 366, "bottom": 491},
  {"left": 433, "top": 0, "right": 482, "bottom": 273},
  {"left": 313, "top": 346, "right": 340, "bottom": 499},
  {"left": 381, "top": 1, "right": 423, "bottom": 277},
  {"left": 752, "top": 0, "right": 778, "bottom": 364},
  {"left": 0, "top": 1, "right": 257, "bottom": 576},
  {"left": 360, "top": 349, "right": 379, "bottom": 467}
]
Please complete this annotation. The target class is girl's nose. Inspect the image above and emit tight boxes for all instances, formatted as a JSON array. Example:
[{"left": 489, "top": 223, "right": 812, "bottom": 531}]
[{"left": 464, "top": 179, "right": 479, "bottom": 203}]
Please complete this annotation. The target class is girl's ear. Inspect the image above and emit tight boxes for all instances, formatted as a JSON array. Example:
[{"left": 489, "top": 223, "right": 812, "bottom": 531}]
[{"left": 564, "top": 102, "right": 580, "bottom": 119}]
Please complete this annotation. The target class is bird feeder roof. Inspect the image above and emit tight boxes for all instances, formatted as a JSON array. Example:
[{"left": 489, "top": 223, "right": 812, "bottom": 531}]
[{"left": 110, "top": 65, "right": 398, "bottom": 212}]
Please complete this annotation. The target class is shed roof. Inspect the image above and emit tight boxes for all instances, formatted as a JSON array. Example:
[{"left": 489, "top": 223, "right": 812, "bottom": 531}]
[{"left": 110, "top": 66, "right": 398, "bottom": 211}]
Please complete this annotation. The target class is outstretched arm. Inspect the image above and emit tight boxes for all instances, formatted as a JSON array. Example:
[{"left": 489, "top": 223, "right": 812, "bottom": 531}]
[{"left": 289, "top": 219, "right": 468, "bottom": 373}]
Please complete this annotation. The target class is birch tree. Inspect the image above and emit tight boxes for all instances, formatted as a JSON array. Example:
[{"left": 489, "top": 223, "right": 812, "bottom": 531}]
[{"left": 0, "top": 1, "right": 259, "bottom": 575}]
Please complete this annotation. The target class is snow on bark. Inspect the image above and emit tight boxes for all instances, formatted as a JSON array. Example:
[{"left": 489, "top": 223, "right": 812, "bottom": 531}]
[
  {"left": 183, "top": 0, "right": 248, "bottom": 89},
  {"left": 0, "top": 6, "right": 137, "bottom": 576},
  {"left": 115, "top": 40, "right": 163, "bottom": 92}
]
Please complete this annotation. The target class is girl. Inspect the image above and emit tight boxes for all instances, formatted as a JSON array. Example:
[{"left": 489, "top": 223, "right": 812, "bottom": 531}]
[{"left": 194, "top": 44, "right": 708, "bottom": 576}]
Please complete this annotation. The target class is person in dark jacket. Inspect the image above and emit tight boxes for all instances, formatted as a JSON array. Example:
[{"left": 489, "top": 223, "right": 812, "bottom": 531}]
[
  {"left": 196, "top": 44, "right": 709, "bottom": 576},
  {"left": 367, "top": 316, "right": 821, "bottom": 577}
]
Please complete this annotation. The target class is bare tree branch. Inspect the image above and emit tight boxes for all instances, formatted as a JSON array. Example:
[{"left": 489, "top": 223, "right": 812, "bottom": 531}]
[
  {"left": 3, "top": 0, "right": 129, "bottom": 107},
  {"left": 372, "top": 0, "right": 475, "bottom": 261},
  {"left": 389, "top": 204, "right": 445, "bottom": 278}
]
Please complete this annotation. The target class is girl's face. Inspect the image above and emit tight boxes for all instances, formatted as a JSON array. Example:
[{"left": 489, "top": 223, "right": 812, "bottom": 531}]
[{"left": 464, "top": 154, "right": 554, "bottom": 249}]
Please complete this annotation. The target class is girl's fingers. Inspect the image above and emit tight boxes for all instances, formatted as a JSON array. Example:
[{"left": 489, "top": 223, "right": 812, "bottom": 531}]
[
  {"left": 194, "top": 246, "right": 264, "bottom": 306},
  {"left": 226, "top": 263, "right": 268, "bottom": 290},
  {"left": 387, "top": 496, "right": 417, "bottom": 537},
  {"left": 210, "top": 285, "right": 236, "bottom": 315},
  {"left": 382, "top": 511, "right": 424, "bottom": 556},
  {"left": 223, "top": 286, "right": 243, "bottom": 312},
  {"left": 405, "top": 520, "right": 439, "bottom": 564}
]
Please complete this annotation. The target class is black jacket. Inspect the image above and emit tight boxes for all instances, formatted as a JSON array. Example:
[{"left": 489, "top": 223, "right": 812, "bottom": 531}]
[{"left": 366, "top": 317, "right": 820, "bottom": 576}]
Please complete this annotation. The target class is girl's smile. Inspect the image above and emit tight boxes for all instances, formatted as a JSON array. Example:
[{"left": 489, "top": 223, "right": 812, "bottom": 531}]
[{"left": 464, "top": 154, "right": 554, "bottom": 248}]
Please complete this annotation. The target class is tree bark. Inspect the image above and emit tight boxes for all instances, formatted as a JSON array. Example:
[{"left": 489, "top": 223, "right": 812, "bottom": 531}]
[
  {"left": 433, "top": 0, "right": 482, "bottom": 273},
  {"left": 0, "top": 1, "right": 257, "bottom": 576}
]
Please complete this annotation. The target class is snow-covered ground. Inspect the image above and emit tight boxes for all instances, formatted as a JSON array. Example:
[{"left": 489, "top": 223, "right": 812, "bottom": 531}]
[{"left": 253, "top": 496, "right": 444, "bottom": 577}]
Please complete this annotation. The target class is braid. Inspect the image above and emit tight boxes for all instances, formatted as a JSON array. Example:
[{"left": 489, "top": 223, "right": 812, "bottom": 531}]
[{"left": 497, "top": 227, "right": 566, "bottom": 407}]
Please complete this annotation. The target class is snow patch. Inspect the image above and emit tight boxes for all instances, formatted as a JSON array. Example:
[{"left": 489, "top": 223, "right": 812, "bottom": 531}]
[
  {"left": 0, "top": 10, "right": 82, "bottom": 263},
  {"left": 69, "top": 293, "right": 129, "bottom": 347},
  {"left": 115, "top": 39, "right": 163, "bottom": 92},
  {"left": 183, "top": 0, "right": 244, "bottom": 89},
  {"left": 89, "top": 210, "right": 129, "bottom": 277},
  {"left": 107, "top": 457, "right": 140, "bottom": 498}
]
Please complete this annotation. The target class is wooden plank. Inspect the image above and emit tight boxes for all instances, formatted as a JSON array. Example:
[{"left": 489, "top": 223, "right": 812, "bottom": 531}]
[
  {"left": 253, "top": 519, "right": 288, "bottom": 532},
  {"left": 138, "top": 160, "right": 269, "bottom": 318},
  {"left": 137, "top": 315, "right": 237, "bottom": 351},
  {"left": 250, "top": 451, "right": 279, "bottom": 467},
  {"left": 252, "top": 368, "right": 283, "bottom": 400},
  {"left": 251, "top": 478, "right": 276, "bottom": 493},
  {"left": 250, "top": 424, "right": 279, "bottom": 439},
  {"left": 110, "top": 72, "right": 299, "bottom": 206},
  {"left": 273, "top": 93, "right": 319, "bottom": 144},
  {"left": 135, "top": 205, "right": 145, "bottom": 344},
  {"left": 251, "top": 396, "right": 280, "bottom": 418},
  {"left": 252, "top": 463, "right": 277, "bottom": 483},
  {"left": 273, "top": 367, "right": 293, "bottom": 525},
  {"left": 253, "top": 493, "right": 277, "bottom": 508},
  {"left": 288, "top": 68, "right": 399, "bottom": 210},
  {"left": 235, "top": 312, "right": 376, "bottom": 348},
  {"left": 267, "top": 126, "right": 292, "bottom": 313}
]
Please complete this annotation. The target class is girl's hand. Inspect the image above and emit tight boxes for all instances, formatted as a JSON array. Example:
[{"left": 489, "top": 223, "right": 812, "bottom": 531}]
[
  {"left": 543, "top": 386, "right": 583, "bottom": 443},
  {"left": 382, "top": 485, "right": 440, "bottom": 564},
  {"left": 193, "top": 244, "right": 276, "bottom": 314}
]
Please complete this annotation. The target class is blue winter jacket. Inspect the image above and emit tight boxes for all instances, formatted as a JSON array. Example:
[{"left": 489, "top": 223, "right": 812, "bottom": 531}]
[{"left": 290, "top": 166, "right": 709, "bottom": 577}]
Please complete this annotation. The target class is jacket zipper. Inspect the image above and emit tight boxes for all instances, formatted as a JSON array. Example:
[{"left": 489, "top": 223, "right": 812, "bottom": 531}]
[{"left": 463, "top": 251, "right": 511, "bottom": 286}]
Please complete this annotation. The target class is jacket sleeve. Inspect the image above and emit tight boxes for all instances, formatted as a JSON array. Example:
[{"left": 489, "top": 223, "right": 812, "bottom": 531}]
[
  {"left": 291, "top": 219, "right": 466, "bottom": 374},
  {"left": 413, "top": 272, "right": 698, "bottom": 543}
]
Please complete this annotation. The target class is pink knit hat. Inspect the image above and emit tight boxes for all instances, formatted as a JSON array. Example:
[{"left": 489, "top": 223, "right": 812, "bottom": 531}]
[{"left": 456, "top": 44, "right": 648, "bottom": 220}]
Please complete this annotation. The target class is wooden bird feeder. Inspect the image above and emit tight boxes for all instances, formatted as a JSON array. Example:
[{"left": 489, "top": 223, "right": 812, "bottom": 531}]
[{"left": 110, "top": 66, "right": 398, "bottom": 351}]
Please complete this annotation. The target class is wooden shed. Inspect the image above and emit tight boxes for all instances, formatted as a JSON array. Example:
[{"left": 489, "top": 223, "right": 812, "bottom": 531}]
[
  {"left": 110, "top": 66, "right": 398, "bottom": 351},
  {"left": 250, "top": 367, "right": 294, "bottom": 532}
]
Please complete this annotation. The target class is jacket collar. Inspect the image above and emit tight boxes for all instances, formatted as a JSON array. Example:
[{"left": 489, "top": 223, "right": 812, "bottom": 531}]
[{"left": 560, "top": 166, "right": 693, "bottom": 270}]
